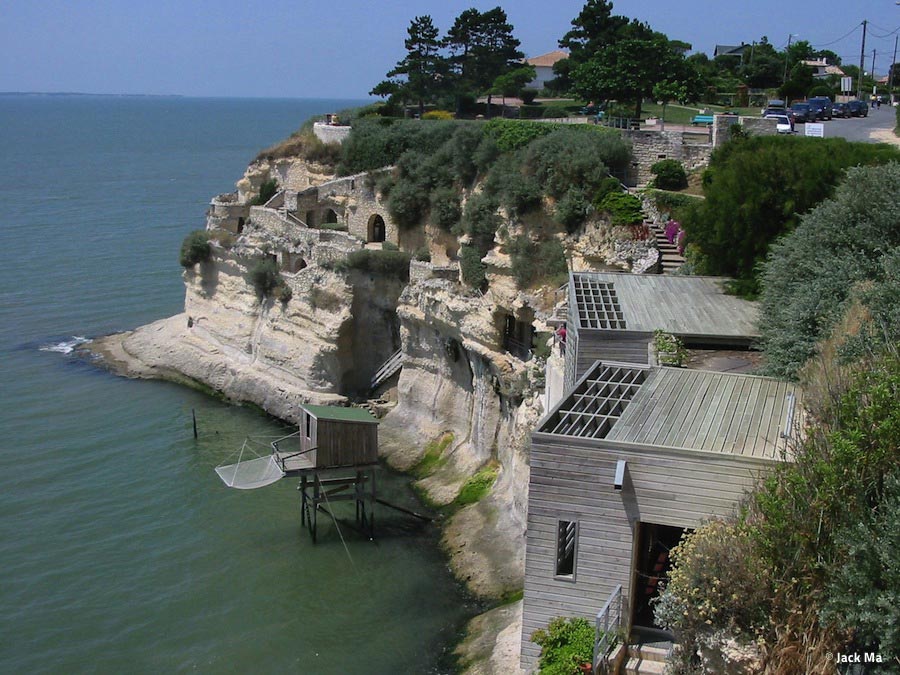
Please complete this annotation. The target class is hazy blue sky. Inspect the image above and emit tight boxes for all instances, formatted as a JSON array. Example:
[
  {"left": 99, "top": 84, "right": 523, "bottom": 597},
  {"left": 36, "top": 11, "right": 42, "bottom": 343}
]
[{"left": 1, "top": 0, "right": 897, "bottom": 98}]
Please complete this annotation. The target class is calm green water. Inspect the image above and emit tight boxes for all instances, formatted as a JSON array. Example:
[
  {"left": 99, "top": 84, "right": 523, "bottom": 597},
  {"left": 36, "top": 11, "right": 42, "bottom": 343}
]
[{"left": 0, "top": 95, "right": 471, "bottom": 673}]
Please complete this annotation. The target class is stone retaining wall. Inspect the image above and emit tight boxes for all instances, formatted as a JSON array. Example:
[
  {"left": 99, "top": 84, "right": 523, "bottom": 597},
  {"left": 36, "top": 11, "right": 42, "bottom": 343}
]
[
  {"left": 313, "top": 122, "right": 352, "bottom": 145},
  {"left": 620, "top": 129, "right": 714, "bottom": 186}
]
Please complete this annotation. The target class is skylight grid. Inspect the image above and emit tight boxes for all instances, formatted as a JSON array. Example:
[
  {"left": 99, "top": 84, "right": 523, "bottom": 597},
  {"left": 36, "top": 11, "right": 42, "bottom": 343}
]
[
  {"left": 541, "top": 364, "right": 647, "bottom": 438},
  {"left": 573, "top": 276, "right": 627, "bottom": 329}
]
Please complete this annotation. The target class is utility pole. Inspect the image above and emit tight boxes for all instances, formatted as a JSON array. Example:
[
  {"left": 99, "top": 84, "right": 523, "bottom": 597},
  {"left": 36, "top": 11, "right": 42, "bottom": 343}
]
[
  {"left": 783, "top": 34, "right": 796, "bottom": 84},
  {"left": 857, "top": 20, "right": 868, "bottom": 100},
  {"left": 889, "top": 36, "right": 898, "bottom": 105},
  {"left": 872, "top": 49, "right": 877, "bottom": 99}
]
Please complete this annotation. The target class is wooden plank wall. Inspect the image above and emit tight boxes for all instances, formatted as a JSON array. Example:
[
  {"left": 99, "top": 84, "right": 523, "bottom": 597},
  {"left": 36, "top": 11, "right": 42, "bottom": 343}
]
[
  {"left": 520, "top": 433, "right": 773, "bottom": 668},
  {"left": 315, "top": 420, "right": 378, "bottom": 468},
  {"left": 574, "top": 331, "right": 651, "bottom": 382}
]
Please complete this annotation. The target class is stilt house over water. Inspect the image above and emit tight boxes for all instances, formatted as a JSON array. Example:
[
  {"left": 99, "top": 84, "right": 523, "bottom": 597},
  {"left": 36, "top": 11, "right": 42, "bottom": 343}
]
[
  {"left": 564, "top": 273, "right": 760, "bottom": 389},
  {"left": 520, "top": 360, "right": 802, "bottom": 671}
]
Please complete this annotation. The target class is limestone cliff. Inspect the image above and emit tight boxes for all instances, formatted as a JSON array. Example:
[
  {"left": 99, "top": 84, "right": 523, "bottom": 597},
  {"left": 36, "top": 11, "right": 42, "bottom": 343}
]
[{"left": 89, "top": 151, "right": 648, "bottom": 675}]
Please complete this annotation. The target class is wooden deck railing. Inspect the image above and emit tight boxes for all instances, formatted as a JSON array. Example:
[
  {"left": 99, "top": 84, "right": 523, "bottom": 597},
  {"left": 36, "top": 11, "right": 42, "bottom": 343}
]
[{"left": 593, "top": 584, "right": 623, "bottom": 673}]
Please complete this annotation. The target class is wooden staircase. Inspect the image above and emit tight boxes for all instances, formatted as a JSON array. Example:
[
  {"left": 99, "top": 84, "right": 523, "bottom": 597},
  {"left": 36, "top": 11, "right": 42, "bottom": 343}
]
[
  {"left": 649, "top": 221, "right": 685, "bottom": 274},
  {"left": 369, "top": 349, "right": 403, "bottom": 393}
]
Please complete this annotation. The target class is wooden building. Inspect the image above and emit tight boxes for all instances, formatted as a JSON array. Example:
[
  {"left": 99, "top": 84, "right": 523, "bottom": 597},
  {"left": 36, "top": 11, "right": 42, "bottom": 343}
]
[
  {"left": 273, "top": 405, "right": 379, "bottom": 542},
  {"left": 275, "top": 404, "right": 378, "bottom": 472},
  {"left": 520, "top": 360, "right": 801, "bottom": 669},
  {"left": 564, "top": 273, "right": 759, "bottom": 389}
]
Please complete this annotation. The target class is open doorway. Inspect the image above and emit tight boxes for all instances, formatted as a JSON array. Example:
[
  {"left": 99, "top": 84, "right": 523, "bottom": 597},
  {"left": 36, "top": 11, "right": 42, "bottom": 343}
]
[{"left": 632, "top": 522, "right": 686, "bottom": 630}]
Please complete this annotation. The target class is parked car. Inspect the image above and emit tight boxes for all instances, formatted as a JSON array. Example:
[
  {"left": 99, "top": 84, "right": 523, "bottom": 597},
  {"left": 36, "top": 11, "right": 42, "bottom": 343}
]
[
  {"left": 831, "top": 102, "right": 851, "bottom": 118},
  {"left": 765, "top": 114, "right": 794, "bottom": 134},
  {"left": 790, "top": 102, "right": 816, "bottom": 123},
  {"left": 847, "top": 100, "right": 869, "bottom": 117},
  {"left": 761, "top": 99, "right": 787, "bottom": 114},
  {"left": 807, "top": 96, "right": 833, "bottom": 120}
]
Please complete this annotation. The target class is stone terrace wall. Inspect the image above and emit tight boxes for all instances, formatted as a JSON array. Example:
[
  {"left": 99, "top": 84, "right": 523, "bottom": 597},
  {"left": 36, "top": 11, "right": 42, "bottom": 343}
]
[{"left": 621, "top": 129, "right": 714, "bottom": 186}]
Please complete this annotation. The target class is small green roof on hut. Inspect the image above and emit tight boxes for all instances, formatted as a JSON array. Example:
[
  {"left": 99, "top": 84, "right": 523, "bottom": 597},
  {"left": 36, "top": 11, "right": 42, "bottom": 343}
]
[{"left": 302, "top": 404, "right": 378, "bottom": 424}]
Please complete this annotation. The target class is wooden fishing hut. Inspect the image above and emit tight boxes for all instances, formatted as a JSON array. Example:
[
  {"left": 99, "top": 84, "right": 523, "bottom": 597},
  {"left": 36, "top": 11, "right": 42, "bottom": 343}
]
[{"left": 272, "top": 404, "right": 379, "bottom": 542}]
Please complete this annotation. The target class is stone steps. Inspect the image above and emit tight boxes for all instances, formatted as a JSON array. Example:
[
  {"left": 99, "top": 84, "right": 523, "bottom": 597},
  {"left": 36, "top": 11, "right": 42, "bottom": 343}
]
[
  {"left": 648, "top": 223, "right": 685, "bottom": 274},
  {"left": 624, "top": 644, "right": 669, "bottom": 674}
]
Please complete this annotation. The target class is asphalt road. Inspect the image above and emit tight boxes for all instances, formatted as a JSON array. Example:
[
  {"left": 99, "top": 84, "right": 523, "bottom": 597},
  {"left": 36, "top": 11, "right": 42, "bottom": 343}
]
[{"left": 795, "top": 106, "right": 898, "bottom": 143}]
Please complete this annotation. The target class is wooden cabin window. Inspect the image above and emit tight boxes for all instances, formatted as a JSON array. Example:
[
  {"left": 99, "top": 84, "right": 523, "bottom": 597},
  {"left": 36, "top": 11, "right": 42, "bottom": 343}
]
[
  {"left": 305, "top": 413, "right": 312, "bottom": 440},
  {"left": 555, "top": 519, "right": 578, "bottom": 579}
]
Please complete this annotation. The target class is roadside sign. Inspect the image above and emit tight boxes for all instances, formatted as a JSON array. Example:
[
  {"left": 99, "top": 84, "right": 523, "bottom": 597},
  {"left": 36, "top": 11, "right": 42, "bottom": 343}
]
[
  {"left": 805, "top": 123, "right": 825, "bottom": 138},
  {"left": 841, "top": 76, "right": 852, "bottom": 93}
]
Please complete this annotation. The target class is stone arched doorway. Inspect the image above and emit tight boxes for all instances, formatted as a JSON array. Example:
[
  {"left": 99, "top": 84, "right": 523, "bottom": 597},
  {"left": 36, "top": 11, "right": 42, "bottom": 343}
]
[
  {"left": 282, "top": 253, "right": 307, "bottom": 274},
  {"left": 237, "top": 217, "right": 245, "bottom": 234},
  {"left": 323, "top": 208, "right": 338, "bottom": 224},
  {"left": 367, "top": 214, "right": 386, "bottom": 243}
]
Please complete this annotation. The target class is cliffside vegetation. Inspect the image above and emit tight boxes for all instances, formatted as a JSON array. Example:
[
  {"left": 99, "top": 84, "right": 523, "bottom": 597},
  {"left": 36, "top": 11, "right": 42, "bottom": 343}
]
[
  {"left": 656, "top": 163, "right": 900, "bottom": 673},
  {"left": 179, "top": 230, "right": 211, "bottom": 268},
  {"left": 338, "top": 117, "right": 632, "bottom": 290}
]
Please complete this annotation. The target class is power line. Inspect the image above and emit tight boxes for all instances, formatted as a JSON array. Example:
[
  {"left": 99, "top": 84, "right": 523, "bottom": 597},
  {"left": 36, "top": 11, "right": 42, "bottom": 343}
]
[
  {"left": 811, "top": 23, "right": 862, "bottom": 48},
  {"left": 867, "top": 23, "right": 900, "bottom": 37}
]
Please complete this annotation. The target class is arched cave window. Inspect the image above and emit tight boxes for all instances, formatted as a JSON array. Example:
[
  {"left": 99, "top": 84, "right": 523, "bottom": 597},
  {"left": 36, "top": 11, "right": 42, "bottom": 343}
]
[
  {"left": 324, "top": 209, "right": 338, "bottom": 224},
  {"left": 368, "top": 214, "right": 386, "bottom": 243},
  {"left": 237, "top": 217, "right": 244, "bottom": 234}
]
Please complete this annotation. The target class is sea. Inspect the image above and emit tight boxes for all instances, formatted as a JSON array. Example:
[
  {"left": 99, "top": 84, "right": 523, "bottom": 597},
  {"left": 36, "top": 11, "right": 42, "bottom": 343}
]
[{"left": 0, "top": 95, "right": 472, "bottom": 674}]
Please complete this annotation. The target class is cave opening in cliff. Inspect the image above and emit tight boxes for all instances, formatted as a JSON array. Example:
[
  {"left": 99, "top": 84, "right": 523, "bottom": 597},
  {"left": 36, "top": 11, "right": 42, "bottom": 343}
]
[
  {"left": 324, "top": 208, "right": 338, "bottom": 224},
  {"left": 282, "top": 253, "right": 307, "bottom": 274},
  {"left": 237, "top": 217, "right": 244, "bottom": 234},
  {"left": 501, "top": 310, "right": 534, "bottom": 362},
  {"left": 367, "top": 214, "right": 386, "bottom": 243}
]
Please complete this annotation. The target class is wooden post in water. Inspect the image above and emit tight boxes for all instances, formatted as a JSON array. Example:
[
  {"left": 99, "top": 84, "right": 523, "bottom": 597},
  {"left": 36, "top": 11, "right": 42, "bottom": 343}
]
[{"left": 192, "top": 408, "right": 198, "bottom": 439}]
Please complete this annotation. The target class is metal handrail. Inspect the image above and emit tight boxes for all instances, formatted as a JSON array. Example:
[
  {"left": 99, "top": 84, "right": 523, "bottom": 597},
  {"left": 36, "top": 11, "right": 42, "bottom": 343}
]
[{"left": 593, "top": 584, "right": 623, "bottom": 672}]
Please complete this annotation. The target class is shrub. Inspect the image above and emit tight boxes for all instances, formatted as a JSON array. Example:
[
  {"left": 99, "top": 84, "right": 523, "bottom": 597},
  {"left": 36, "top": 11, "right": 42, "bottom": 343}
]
[
  {"left": 521, "top": 88, "right": 538, "bottom": 105},
  {"left": 254, "top": 129, "right": 341, "bottom": 166},
  {"left": 555, "top": 188, "right": 592, "bottom": 233},
  {"left": 459, "top": 245, "right": 487, "bottom": 289},
  {"left": 654, "top": 520, "right": 771, "bottom": 669},
  {"left": 179, "top": 230, "right": 212, "bottom": 268},
  {"left": 508, "top": 236, "right": 568, "bottom": 289},
  {"left": 518, "top": 104, "right": 544, "bottom": 119},
  {"left": 248, "top": 258, "right": 282, "bottom": 297},
  {"left": 461, "top": 192, "right": 501, "bottom": 249},
  {"left": 541, "top": 105, "right": 570, "bottom": 118},
  {"left": 684, "top": 136, "right": 900, "bottom": 290},
  {"left": 653, "top": 329, "right": 685, "bottom": 366},
  {"left": 523, "top": 128, "right": 631, "bottom": 199},
  {"left": 531, "top": 617, "right": 595, "bottom": 675},
  {"left": 595, "top": 191, "right": 643, "bottom": 226},
  {"left": 650, "top": 159, "right": 688, "bottom": 190},
  {"left": 387, "top": 179, "right": 430, "bottom": 230},
  {"left": 483, "top": 119, "right": 556, "bottom": 151},
  {"left": 592, "top": 176, "right": 623, "bottom": 203},
  {"left": 487, "top": 158, "right": 543, "bottom": 217},
  {"left": 422, "top": 110, "right": 454, "bottom": 120},
  {"left": 758, "top": 162, "right": 900, "bottom": 378},
  {"left": 430, "top": 186, "right": 462, "bottom": 231},
  {"left": 276, "top": 284, "right": 293, "bottom": 303},
  {"left": 252, "top": 178, "right": 279, "bottom": 206},
  {"left": 414, "top": 247, "right": 431, "bottom": 262},
  {"left": 339, "top": 118, "right": 463, "bottom": 174}
]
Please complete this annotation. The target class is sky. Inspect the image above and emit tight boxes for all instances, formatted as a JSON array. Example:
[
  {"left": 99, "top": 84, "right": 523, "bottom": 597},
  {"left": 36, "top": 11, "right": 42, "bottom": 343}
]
[{"left": 1, "top": 0, "right": 898, "bottom": 98}]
